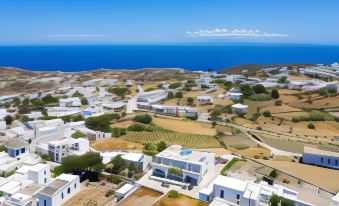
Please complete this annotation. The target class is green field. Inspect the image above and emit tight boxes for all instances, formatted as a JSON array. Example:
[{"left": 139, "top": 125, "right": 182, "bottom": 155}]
[{"left": 125, "top": 127, "right": 220, "bottom": 148}]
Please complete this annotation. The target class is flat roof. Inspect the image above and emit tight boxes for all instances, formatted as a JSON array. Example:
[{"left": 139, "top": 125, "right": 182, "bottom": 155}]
[
  {"left": 156, "top": 145, "right": 213, "bottom": 163},
  {"left": 116, "top": 183, "right": 134, "bottom": 195},
  {"left": 213, "top": 175, "right": 248, "bottom": 192},
  {"left": 5, "top": 138, "right": 27, "bottom": 149},
  {"left": 231, "top": 103, "right": 248, "bottom": 109},
  {"left": 122, "top": 153, "right": 143, "bottom": 162},
  {"left": 56, "top": 174, "right": 78, "bottom": 182},
  {"left": 304, "top": 146, "right": 339, "bottom": 158},
  {"left": 29, "top": 163, "right": 48, "bottom": 172},
  {"left": 39, "top": 178, "right": 69, "bottom": 196}
]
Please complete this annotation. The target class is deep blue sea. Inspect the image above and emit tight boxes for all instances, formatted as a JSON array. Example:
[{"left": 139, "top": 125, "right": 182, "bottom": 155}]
[{"left": 0, "top": 44, "right": 339, "bottom": 72}]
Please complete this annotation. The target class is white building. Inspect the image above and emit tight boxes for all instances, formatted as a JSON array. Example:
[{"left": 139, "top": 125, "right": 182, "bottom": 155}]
[
  {"left": 102, "top": 102, "right": 126, "bottom": 111},
  {"left": 116, "top": 183, "right": 136, "bottom": 202},
  {"left": 199, "top": 175, "right": 312, "bottom": 206},
  {"left": 152, "top": 145, "right": 215, "bottom": 186},
  {"left": 197, "top": 96, "right": 214, "bottom": 105},
  {"left": 332, "top": 193, "right": 339, "bottom": 206},
  {"left": 35, "top": 174, "right": 80, "bottom": 206},
  {"left": 137, "top": 90, "right": 168, "bottom": 104},
  {"left": 29, "top": 119, "right": 65, "bottom": 139},
  {"left": 46, "top": 107, "right": 81, "bottom": 117},
  {"left": 59, "top": 97, "right": 82, "bottom": 107},
  {"left": 100, "top": 152, "right": 152, "bottom": 172},
  {"left": 225, "top": 88, "right": 243, "bottom": 101},
  {"left": 231, "top": 104, "right": 248, "bottom": 114},
  {"left": 39, "top": 138, "right": 89, "bottom": 162}
]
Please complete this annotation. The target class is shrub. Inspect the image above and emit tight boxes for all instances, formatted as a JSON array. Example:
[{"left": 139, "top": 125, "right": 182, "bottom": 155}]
[
  {"left": 105, "top": 189, "right": 115, "bottom": 197},
  {"left": 275, "top": 100, "right": 282, "bottom": 106},
  {"left": 307, "top": 123, "right": 315, "bottom": 129},
  {"left": 175, "top": 92, "right": 183, "bottom": 98},
  {"left": 169, "top": 82, "right": 182, "bottom": 89},
  {"left": 277, "top": 76, "right": 288, "bottom": 84},
  {"left": 107, "top": 87, "right": 131, "bottom": 98},
  {"left": 249, "top": 93, "right": 272, "bottom": 101},
  {"left": 283, "top": 179, "right": 290, "bottom": 184},
  {"left": 85, "top": 113, "right": 121, "bottom": 132},
  {"left": 168, "top": 168, "right": 183, "bottom": 176},
  {"left": 127, "top": 124, "right": 145, "bottom": 131},
  {"left": 250, "top": 112, "right": 261, "bottom": 121},
  {"left": 252, "top": 84, "right": 267, "bottom": 94},
  {"left": 157, "top": 141, "right": 167, "bottom": 152},
  {"left": 168, "top": 190, "right": 180, "bottom": 198},
  {"left": 319, "top": 88, "right": 328, "bottom": 96},
  {"left": 167, "top": 92, "right": 174, "bottom": 99},
  {"left": 72, "top": 130, "right": 85, "bottom": 139},
  {"left": 111, "top": 127, "right": 127, "bottom": 137},
  {"left": 269, "top": 169, "right": 278, "bottom": 178},
  {"left": 263, "top": 110, "right": 271, "bottom": 117},
  {"left": 133, "top": 114, "right": 152, "bottom": 124},
  {"left": 271, "top": 89, "right": 280, "bottom": 99},
  {"left": 107, "top": 175, "right": 122, "bottom": 184},
  {"left": 4, "top": 115, "right": 13, "bottom": 125},
  {"left": 220, "top": 158, "right": 239, "bottom": 175}
]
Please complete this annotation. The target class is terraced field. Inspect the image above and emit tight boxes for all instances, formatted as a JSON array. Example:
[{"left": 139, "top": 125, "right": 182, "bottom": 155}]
[{"left": 125, "top": 129, "right": 220, "bottom": 148}]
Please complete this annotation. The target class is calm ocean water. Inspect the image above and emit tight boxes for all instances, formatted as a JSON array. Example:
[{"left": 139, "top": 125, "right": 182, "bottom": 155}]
[{"left": 0, "top": 44, "right": 338, "bottom": 72}]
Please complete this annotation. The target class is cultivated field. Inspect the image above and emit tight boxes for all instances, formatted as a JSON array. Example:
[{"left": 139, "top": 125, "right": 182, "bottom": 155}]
[
  {"left": 289, "top": 95, "right": 339, "bottom": 109},
  {"left": 256, "top": 160, "right": 339, "bottom": 193},
  {"left": 63, "top": 185, "right": 114, "bottom": 206},
  {"left": 117, "top": 187, "right": 162, "bottom": 206},
  {"left": 91, "top": 138, "right": 144, "bottom": 151},
  {"left": 125, "top": 129, "right": 220, "bottom": 148},
  {"left": 153, "top": 117, "right": 216, "bottom": 136},
  {"left": 153, "top": 194, "right": 208, "bottom": 206},
  {"left": 110, "top": 120, "right": 135, "bottom": 128}
]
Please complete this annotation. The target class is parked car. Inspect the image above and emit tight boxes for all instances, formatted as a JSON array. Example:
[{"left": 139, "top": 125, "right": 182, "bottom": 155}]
[
  {"left": 161, "top": 182, "right": 170, "bottom": 188},
  {"left": 188, "top": 184, "right": 193, "bottom": 190}
]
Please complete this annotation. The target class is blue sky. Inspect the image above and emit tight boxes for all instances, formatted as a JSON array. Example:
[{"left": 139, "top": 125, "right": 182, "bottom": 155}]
[{"left": 1, "top": 0, "right": 339, "bottom": 45}]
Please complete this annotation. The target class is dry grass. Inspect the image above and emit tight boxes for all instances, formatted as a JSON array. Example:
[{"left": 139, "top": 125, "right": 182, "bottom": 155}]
[
  {"left": 278, "top": 89, "right": 301, "bottom": 95},
  {"left": 236, "top": 147, "right": 270, "bottom": 158},
  {"left": 288, "top": 75, "right": 313, "bottom": 81},
  {"left": 256, "top": 160, "right": 339, "bottom": 193},
  {"left": 63, "top": 185, "right": 113, "bottom": 206},
  {"left": 110, "top": 120, "right": 135, "bottom": 128},
  {"left": 91, "top": 138, "right": 144, "bottom": 151},
  {"left": 118, "top": 187, "right": 162, "bottom": 206},
  {"left": 153, "top": 117, "right": 216, "bottom": 136},
  {"left": 279, "top": 94, "right": 299, "bottom": 103},
  {"left": 234, "top": 117, "right": 257, "bottom": 129},
  {"left": 153, "top": 194, "right": 208, "bottom": 206},
  {"left": 195, "top": 148, "right": 232, "bottom": 156},
  {"left": 289, "top": 96, "right": 339, "bottom": 109},
  {"left": 263, "top": 104, "right": 302, "bottom": 114},
  {"left": 293, "top": 121, "right": 339, "bottom": 136}
]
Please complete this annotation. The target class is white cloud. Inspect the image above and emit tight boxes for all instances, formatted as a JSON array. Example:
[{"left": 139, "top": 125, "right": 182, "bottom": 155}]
[
  {"left": 48, "top": 34, "right": 106, "bottom": 37},
  {"left": 187, "top": 28, "right": 288, "bottom": 37}
]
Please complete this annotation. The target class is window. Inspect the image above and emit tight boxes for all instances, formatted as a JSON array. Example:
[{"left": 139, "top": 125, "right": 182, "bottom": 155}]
[
  {"left": 44, "top": 170, "right": 46, "bottom": 175},
  {"left": 236, "top": 194, "right": 240, "bottom": 199},
  {"left": 44, "top": 178, "right": 47, "bottom": 184},
  {"left": 74, "top": 183, "right": 77, "bottom": 189},
  {"left": 61, "top": 192, "right": 64, "bottom": 199},
  {"left": 67, "top": 187, "right": 71, "bottom": 194},
  {"left": 44, "top": 200, "right": 47, "bottom": 206},
  {"left": 336, "top": 160, "right": 338, "bottom": 166},
  {"left": 220, "top": 190, "right": 224, "bottom": 198},
  {"left": 21, "top": 148, "right": 25, "bottom": 153},
  {"left": 328, "top": 159, "right": 331, "bottom": 164},
  {"left": 321, "top": 157, "right": 323, "bottom": 163}
]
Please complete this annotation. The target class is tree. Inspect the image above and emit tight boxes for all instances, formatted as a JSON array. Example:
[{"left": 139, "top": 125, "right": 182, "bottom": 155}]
[
  {"left": 133, "top": 114, "right": 152, "bottom": 124},
  {"left": 210, "top": 109, "right": 222, "bottom": 121},
  {"left": 269, "top": 169, "right": 278, "bottom": 178},
  {"left": 81, "top": 98, "right": 89, "bottom": 105},
  {"left": 12, "top": 97, "right": 21, "bottom": 107},
  {"left": 22, "top": 97, "right": 30, "bottom": 107},
  {"left": 85, "top": 113, "right": 121, "bottom": 132},
  {"left": 240, "top": 84, "right": 254, "bottom": 97},
  {"left": 186, "top": 97, "right": 194, "bottom": 106},
  {"left": 110, "top": 155, "right": 126, "bottom": 174},
  {"left": 4, "top": 115, "right": 13, "bottom": 125},
  {"left": 61, "top": 152, "right": 104, "bottom": 173},
  {"left": 157, "top": 141, "right": 167, "bottom": 152},
  {"left": 20, "top": 115, "right": 29, "bottom": 122},
  {"left": 167, "top": 91, "right": 174, "bottom": 99},
  {"left": 278, "top": 76, "right": 288, "bottom": 84},
  {"left": 252, "top": 84, "right": 266, "bottom": 94},
  {"left": 271, "top": 89, "right": 280, "bottom": 99},
  {"left": 42, "top": 94, "right": 58, "bottom": 104},
  {"left": 263, "top": 110, "right": 271, "bottom": 117},
  {"left": 275, "top": 100, "right": 282, "bottom": 106},
  {"left": 175, "top": 92, "right": 183, "bottom": 98}
]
